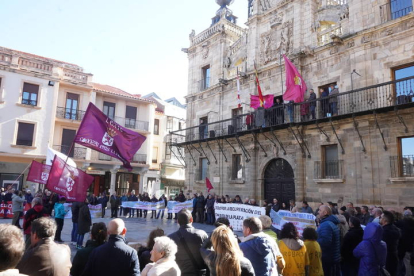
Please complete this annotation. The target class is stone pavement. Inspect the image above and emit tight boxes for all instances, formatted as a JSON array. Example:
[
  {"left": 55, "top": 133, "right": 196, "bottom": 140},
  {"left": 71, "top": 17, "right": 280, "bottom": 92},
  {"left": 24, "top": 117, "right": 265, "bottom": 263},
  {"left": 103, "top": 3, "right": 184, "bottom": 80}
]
[{"left": 1, "top": 214, "right": 234, "bottom": 259}]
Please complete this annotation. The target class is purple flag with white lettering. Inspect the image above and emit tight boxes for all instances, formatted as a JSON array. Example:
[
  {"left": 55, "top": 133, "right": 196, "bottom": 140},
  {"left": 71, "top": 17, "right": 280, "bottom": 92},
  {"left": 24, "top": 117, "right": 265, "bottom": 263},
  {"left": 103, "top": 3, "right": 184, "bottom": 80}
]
[
  {"left": 27, "top": 161, "right": 51, "bottom": 185},
  {"left": 74, "top": 102, "right": 146, "bottom": 170}
]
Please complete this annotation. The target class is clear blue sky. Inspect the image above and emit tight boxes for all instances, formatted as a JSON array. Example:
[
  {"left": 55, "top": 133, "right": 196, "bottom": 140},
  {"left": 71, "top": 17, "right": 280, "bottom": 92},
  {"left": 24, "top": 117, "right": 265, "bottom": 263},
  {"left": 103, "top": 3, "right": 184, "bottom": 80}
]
[{"left": 0, "top": 0, "right": 247, "bottom": 104}]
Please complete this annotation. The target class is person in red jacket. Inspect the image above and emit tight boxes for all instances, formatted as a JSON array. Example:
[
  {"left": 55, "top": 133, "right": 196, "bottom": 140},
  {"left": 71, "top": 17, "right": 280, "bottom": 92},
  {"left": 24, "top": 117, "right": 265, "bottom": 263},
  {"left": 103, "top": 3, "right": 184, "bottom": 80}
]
[{"left": 22, "top": 197, "right": 49, "bottom": 249}]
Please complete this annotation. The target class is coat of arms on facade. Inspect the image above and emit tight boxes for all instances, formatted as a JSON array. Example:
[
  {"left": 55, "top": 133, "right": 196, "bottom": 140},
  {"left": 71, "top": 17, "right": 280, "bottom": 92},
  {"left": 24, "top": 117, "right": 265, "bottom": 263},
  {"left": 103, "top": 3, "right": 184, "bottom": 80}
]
[
  {"left": 102, "top": 127, "right": 117, "bottom": 147},
  {"left": 66, "top": 173, "right": 75, "bottom": 192}
]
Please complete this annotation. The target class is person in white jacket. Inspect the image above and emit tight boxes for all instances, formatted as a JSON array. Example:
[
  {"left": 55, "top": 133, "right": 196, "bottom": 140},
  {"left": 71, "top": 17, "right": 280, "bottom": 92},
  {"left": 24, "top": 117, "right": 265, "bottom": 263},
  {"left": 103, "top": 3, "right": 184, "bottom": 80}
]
[{"left": 142, "top": 236, "right": 181, "bottom": 276}]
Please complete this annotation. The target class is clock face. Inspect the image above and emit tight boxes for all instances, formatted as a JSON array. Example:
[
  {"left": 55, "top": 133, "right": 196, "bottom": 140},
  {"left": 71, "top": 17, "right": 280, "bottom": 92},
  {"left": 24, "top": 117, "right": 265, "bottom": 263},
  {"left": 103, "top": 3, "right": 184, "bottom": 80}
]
[{"left": 216, "top": 0, "right": 234, "bottom": 7}]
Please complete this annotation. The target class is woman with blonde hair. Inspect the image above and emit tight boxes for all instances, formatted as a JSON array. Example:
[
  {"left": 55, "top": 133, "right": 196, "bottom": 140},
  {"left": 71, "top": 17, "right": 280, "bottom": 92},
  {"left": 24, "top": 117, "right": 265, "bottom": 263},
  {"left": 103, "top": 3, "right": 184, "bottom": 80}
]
[{"left": 200, "top": 225, "right": 254, "bottom": 276}]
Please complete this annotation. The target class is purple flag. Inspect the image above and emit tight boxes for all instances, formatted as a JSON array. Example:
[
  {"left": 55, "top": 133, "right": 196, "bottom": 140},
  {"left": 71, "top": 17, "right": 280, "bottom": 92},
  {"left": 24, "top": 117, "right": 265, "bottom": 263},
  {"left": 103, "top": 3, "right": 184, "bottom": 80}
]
[
  {"left": 46, "top": 155, "right": 94, "bottom": 202},
  {"left": 74, "top": 103, "right": 146, "bottom": 170},
  {"left": 27, "top": 161, "right": 51, "bottom": 185}
]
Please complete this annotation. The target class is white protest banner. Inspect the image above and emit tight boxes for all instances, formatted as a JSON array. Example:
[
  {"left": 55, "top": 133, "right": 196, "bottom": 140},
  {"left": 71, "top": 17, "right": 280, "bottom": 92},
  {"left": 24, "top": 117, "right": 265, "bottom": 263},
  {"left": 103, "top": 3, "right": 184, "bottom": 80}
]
[
  {"left": 270, "top": 209, "right": 316, "bottom": 235},
  {"left": 167, "top": 200, "right": 193, "bottom": 213},
  {"left": 63, "top": 203, "right": 102, "bottom": 219},
  {"left": 121, "top": 200, "right": 165, "bottom": 210},
  {"left": 214, "top": 203, "right": 265, "bottom": 231}
]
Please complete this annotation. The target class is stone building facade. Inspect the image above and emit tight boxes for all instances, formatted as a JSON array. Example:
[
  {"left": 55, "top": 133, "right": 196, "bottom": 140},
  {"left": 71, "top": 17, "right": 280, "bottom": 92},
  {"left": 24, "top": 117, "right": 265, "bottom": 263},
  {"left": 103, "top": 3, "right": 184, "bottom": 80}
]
[{"left": 172, "top": 0, "right": 414, "bottom": 209}]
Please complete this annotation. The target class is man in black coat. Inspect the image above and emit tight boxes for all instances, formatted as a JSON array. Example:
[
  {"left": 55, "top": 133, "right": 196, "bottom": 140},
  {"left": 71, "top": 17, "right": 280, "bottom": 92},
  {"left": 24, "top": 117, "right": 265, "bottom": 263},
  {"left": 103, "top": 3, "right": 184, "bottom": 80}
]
[
  {"left": 127, "top": 191, "right": 138, "bottom": 218},
  {"left": 360, "top": 205, "right": 370, "bottom": 225},
  {"left": 82, "top": 218, "right": 140, "bottom": 276},
  {"left": 381, "top": 210, "right": 401, "bottom": 276},
  {"left": 341, "top": 216, "right": 364, "bottom": 275},
  {"left": 71, "top": 201, "right": 80, "bottom": 245},
  {"left": 196, "top": 193, "right": 205, "bottom": 223},
  {"left": 168, "top": 209, "right": 208, "bottom": 276}
]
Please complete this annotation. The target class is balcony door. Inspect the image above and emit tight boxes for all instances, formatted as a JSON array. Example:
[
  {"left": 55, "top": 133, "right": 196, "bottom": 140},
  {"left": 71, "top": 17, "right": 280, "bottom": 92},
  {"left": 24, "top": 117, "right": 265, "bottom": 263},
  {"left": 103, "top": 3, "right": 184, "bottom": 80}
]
[
  {"left": 103, "top": 101, "right": 116, "bottom": 120},
  {"left": 61, "top": 129, "right": 76, "bottom": 157},
  {"left": 125, "top": 106, "right": 137, "bottom": 128},
  {"left": 65, "top": 93, "right": 79, "bottom": 120}
]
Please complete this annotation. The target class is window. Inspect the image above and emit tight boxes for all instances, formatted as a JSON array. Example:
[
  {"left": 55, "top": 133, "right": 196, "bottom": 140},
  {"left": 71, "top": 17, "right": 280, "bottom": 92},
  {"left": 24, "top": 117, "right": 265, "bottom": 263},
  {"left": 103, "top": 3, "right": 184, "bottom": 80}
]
[
  {"left": 65, "top": 93, "right": 79, "bottom": 120},
  {"left": 201, "top": 65, "right": 210, "bottom": 91},
  {"left": 167, "top": 117, "right": 173, "bottom": 132},
  {"left": 165, "top": 143, "right": 171, "bottom": 160},
  {"left": 390, "top": 0, "right": 413, "bottom": 20},
  {"left": 125, "top": 106, "right": 137, "bottom": 128},
  {"left": 199, "top": 116, "right": 208, "bottom": 139},
  {"left": 199, "top": 158, "right": 208, "bottom": 180},
  {"left": 231, "top": 107, "right": 243, "bottom": 133},
  {"left": 61, "top": 129, "right": 76, "bottom": 157},
  {"left": 232, "top": 154, "right": 243, "bottom": 180},
  {"left": 393, "top": 64, "right": 414, "bottom": 104},
  {"left": 399, "top": 137, "right": 414, "bottom": 176},
  {"left": 22, "top": 83, "right": 39, "bottom": 106},
  {"left": 152, "top": 147, "right": 158, "bottom": 163},
  {"left": 103, "top": 101, "right": 115, "bottom": 119},
  {"left": 323, "top": 145, "right": 340, "bottom": 178},
  {"left": 154, "top": 119, "right": 160, "bottom": 135},
  {"left": 16, "top": 122, "right": 35, "bottom": 146}
]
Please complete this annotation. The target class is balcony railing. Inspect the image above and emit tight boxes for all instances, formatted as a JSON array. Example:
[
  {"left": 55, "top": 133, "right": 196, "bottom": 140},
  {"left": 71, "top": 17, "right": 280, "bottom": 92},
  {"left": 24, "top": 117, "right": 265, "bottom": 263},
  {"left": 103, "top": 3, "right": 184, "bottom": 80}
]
[
  {"left": 56, "top": 107, "right": 86, "bottom": 121},
  {"left": 314, "top": 160, "right": 344, "bottom": 179},
  {"left": 390, "top": 155, "right": 414, "bottom": 177},
  {"left": 199, "top": 77, "right": 210, "bottom": 92},
  {"left": 114, "top": 117, "right": 149, "bottom": 132},
  {"left": 53, "top": 145, "right": 86, "bottom": 159},
  {"left": 131, "top": 154, "right": 147, "bottom": 164},
  {"left": 380, "top": 0, "right": 413, "bottom": 23},
  {"left": 171, "top": 75, "right": 414, "bottom": 145}
]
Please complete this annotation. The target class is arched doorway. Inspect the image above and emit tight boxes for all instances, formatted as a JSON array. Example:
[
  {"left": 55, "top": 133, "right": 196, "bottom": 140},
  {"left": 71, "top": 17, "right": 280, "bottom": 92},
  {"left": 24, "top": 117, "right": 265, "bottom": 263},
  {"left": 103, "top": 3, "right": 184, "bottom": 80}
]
[{"left": 264, "top": 158, "right": 295, "bottom": 206}]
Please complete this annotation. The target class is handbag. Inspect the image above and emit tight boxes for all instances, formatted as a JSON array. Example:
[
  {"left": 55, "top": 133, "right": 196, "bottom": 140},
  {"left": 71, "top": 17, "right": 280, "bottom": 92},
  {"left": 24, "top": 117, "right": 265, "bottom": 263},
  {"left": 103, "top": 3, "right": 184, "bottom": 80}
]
[
  {"left": 369, "top": 240, "right": 390, "bottom": 276},
  {"left": 178, "top": 230, "right": 207, "bottom": 276}
]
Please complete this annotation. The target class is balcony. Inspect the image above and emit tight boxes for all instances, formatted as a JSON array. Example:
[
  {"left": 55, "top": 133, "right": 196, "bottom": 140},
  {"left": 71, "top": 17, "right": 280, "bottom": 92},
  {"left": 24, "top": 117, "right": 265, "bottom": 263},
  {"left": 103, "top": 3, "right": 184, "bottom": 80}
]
[
  {"left": 171, "top": 75, "right": 414, "bottom": 145},
  {"left": 53, "top": 145, "right": 86, "bottom": 159},
  {"left": 199, "top": 77, "right": 210, "bottom": 92},
  {"left": 98, "top": 152, "right": 112, "bottom": 161},
  {"left": 131, "top": 154, "right": 147, "bottom": 165},
  {"left": 314, "top": 160, "right": 344, "bottom": 179},
  {"left": 56, "top": 107, "right": 85, "bottom": 121},
  {"left": 114, "top": 117, "right": 149, "bottom": 132},
  {"left": 380, "top": 0, "right": 413, "bottom": 23},
  {"left": 390, "top": 155, "right": 414, "bottom": 177}
]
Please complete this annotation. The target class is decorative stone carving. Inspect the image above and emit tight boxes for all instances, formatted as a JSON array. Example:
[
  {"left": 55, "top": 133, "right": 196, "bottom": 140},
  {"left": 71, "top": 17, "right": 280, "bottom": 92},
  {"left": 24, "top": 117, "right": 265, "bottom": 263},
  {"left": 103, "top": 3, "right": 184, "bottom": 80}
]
[
  {"left": 202, "top": 42, "right": 210, "bottom": 59},
  {"left": 339, "top": 5, "right": 349, "bottom": 20},
  {"left": 270, "top": 12, "right": 283, "bottom": 28},
  {"left": 347, "top": 40, "right": 355, "bottom": 48},
  {"left": 189, "top": 30, "right": 195, "bottom": 39},
  {"left": 260, "top": 19, "right": 293, "bottom": 65},
  {"left": 330, "top": 46, "right": 339, "bottom": 55},
  {"left": 361, "top": 34, "right": 372, "bottom": 43}
]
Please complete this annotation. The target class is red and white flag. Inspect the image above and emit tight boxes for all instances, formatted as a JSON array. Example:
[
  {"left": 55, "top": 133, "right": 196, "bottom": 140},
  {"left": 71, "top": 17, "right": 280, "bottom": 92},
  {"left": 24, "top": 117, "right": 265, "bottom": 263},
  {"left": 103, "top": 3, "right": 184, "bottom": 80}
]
[
  {"left": 236, "top": 70, "right": 241, "bottom": 109},
  {"left": 206, "top": 177, "right": 214, "bottom": 193},
  {"left": 46, "top": 155, "right": 94, "bottom": 202},
  {"left": 27, "top": 161, "right": 51, "bottom": 185}
]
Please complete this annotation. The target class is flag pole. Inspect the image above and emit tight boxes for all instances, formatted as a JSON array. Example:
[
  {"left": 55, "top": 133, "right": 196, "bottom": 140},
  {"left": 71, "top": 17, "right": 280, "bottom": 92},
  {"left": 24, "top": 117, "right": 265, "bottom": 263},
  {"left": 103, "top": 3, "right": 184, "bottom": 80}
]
[{"left": 280, "top": 50, "right": 284, "bottom": 95}]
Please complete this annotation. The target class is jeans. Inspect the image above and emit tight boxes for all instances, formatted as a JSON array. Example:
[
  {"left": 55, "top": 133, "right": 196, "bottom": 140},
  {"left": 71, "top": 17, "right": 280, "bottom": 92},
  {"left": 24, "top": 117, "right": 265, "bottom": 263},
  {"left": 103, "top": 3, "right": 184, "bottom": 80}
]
[
  {"left": 71, "top": 222, "right": 78, "bottom": 242},
  {"left": 330, "top": 102, "right": 338, "bottom": 115},
  {"left": 77, "top": 234, "right": 85, "bottom": 247},
  {"left": 156, "top": 209, "right": 164, "bottom": 219},
  {"left": 130, "top": 208, "right": 135, "bottom": 217},
  {"left": 101, "top": 206, "right": 106, "bottom": 218},
  {"left": 151, "top": 210, "right": 156, "bottom": 218},
  {"left": 310, "top": 105, "right": 316, "bottom": 119},
  {"left": 111, "top": 207, "right": 118, "bottom": 218},
  {"left": 55, "top": 218, "right": 64, "bottom": 241},
  {"left": 119, "top": 207, "right": 124, "bottom": 216},
  {"left": 143, "top": 210, "right": 147, "bottom": 218},
  {"left": 206, "top": 213, "right": 213, "bottom": 224}
]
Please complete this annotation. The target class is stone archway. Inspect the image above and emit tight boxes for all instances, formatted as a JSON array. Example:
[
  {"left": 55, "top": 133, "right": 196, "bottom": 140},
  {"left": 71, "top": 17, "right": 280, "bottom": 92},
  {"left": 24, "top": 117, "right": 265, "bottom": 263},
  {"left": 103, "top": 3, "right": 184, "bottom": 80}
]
[{"left": 263, "top": 158, "right": 295, "bottom": 206}]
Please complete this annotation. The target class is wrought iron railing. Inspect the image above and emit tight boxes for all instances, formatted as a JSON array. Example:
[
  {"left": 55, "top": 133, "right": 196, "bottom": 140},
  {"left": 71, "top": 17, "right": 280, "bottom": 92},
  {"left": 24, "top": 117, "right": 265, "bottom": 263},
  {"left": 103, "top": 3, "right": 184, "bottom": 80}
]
[
  {"left": 199, "top": 77, "right": 211, "bottom": 92},
  {"left": 380, "top": 0, "right": 413, "bottom": 23},
  {"left": 314, "top": 160, "right": 344, "bottom": 179},
  {"left": 171, "top": 75, "right": 414, "bottom": 144},
  {"left": 56, "top": 107, "right": 86, "bottom": 121},
  {"left": 390, "top": 155, "right": 414, "bottom": 177},
  {"left": 131, "top": 154, "right": 147, "bottom": 164},
  {"left": 114, "top": 117, "right": 149, "bottom": 132},
  {"left": 53, "top": 145, "right": 86, "bottom": 159}
]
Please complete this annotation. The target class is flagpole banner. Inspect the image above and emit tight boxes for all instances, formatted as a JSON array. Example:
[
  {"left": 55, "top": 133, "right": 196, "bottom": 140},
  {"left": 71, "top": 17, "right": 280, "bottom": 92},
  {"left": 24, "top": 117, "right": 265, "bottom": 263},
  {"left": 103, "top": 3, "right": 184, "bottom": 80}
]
[
  {"left": 63, "top": 203, "right": 102, "bottom": 219},
  {"left": 270, "top": 209, "right": 316, "bottom": 235},
  {"left": 214, "top": 203, "right": 265, "bottom": 231},
  {"left": 121, "top": 200, "right": 166, "bottom": 211},
  {"left": 46, "top": 146, "right": 77, "bottom": 168},
  {"left": 27, "top": 161, "right": 51, "bottom": 185},
  {"left": 167, "top": 200, "right": 193, "bottom": 213},
  {"left": 74, "top": 102, "right": 146, "bottom": 170},
  {"left": 46, "top": 156, "right": 94, "bottom": 202},
  {"left": 282, "top": 55, "right": 307, "bottom": 103}
]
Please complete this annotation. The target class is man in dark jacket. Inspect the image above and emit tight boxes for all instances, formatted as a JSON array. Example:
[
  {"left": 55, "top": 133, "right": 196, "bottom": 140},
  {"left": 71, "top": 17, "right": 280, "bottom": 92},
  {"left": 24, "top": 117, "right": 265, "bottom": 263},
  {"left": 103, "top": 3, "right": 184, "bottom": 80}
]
[
  {"left": 317, "top": 205, "right": 341, "bottom": 276},
  {"left": 110, "top": 192, "right": 119, "bottom": 218},
  {"left": 396, "top": 210, "right": 414, "bottom": 275},
  {"left": 127, "top": 190, "right": 138, "bottom": 218},
  {"left": 341, "top": 216, "right": 364, "bottom": 276},
  {"left": 98, "top": 193, "right": 109, "bottom": 218},
  {"left": 360, "top": 205, "right": 370, "bottom": 225},
  {"left": 196, "top": 193, "right": 205, "bottom": 223},
  {"left": 380, "top": 211, "right": 401, "bottom": 276},
  {"left": 82, "top": 218, "right": 140, "bottom": 276},
  {"left": 71, "top": 201, "right": 80, "bottom": 245},
  {"left": 17, "top": 217, "right": 72, "bottom": 276},
  {"left": 308, "top": 89, "right": 317, "bottom": 119},
  {"left": 168, "top": 208, "right": 208, "bottom": 276}
]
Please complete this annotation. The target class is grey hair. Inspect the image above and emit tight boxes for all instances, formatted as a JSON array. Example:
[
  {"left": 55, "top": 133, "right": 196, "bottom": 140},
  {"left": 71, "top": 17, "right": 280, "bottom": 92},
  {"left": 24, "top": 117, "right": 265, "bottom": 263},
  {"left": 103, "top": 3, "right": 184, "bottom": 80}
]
[
  {"left": 259, "top": 215, "right": 272, "bottom": 229},
  {"left": 153, "top": 236, "right": 177, "bottom": 260},
  {"left": 32, "top": 197, "right": 42, "bottom": 206}
]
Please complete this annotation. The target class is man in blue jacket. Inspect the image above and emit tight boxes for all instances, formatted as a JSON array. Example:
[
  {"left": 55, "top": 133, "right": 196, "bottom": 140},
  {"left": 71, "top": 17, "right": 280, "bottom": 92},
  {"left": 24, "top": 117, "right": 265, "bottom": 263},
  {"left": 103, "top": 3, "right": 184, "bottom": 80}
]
[
  {"left": 82, "top": 218, "right": 140, "bottom": 276},
  {"left": 317, "top": 205, "right": 341, "bottom": 276}
]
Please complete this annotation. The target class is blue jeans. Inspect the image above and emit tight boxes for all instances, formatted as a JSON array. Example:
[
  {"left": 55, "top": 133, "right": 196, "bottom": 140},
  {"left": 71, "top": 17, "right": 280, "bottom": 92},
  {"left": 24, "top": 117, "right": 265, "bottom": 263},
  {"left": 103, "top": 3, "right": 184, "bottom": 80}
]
[
  {"left": 77, "top": 234, "right": 85, "bottom": 247},
  {"left": 330, "top": 102, "right": 338, "bottom": 115},
  {"left": 206, "top": 213, "right": 213, "bottom": 224},
  {"left": 71, "top": 222, "right": 78, "bottom": 242},
  {"left": 156, "top": 209, "right": 164, "bottom": 219}
]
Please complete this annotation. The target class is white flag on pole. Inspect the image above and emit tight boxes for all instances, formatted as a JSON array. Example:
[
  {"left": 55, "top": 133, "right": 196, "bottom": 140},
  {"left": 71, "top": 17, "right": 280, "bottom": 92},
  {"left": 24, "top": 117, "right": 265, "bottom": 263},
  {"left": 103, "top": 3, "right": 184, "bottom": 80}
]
[{"left": 46, "top": 146, "right": 77, "bottom": 168}]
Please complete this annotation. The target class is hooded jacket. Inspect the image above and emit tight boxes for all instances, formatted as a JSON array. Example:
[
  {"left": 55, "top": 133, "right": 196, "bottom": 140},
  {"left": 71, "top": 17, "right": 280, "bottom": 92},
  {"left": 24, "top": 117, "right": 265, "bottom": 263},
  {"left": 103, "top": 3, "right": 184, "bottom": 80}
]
[
  {"left": 279, "top": 238, "right": 309, "bottom": 276},
  {"left": 317, "top": 215, "right": 341, "bottom": 264},
  {"left": 341, "top": 226, "right": 364, "bottom": 269},
  {"left": 353, "top": 223, "right": 387, "bottom": 276},
  {"left": 12, "top": 194, "right": 24, "bottom": 212},
  {"left": 239, "top": 233, "right": 278, "bottom": 276}
]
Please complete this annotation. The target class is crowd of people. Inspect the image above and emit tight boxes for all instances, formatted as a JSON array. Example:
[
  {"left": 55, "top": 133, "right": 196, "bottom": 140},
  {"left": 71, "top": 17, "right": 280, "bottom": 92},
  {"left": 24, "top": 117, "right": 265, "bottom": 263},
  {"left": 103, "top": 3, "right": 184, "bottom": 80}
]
[{"left": 1, "top": 185, "right": 414, "bottom": 276}]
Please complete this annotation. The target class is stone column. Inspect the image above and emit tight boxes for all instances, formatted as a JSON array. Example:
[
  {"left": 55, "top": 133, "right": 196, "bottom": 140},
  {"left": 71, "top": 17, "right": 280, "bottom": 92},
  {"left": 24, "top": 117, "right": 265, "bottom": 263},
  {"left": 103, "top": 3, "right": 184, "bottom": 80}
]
[{"left": 110, "top": 167, "right": 119, "bottom": 194}]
